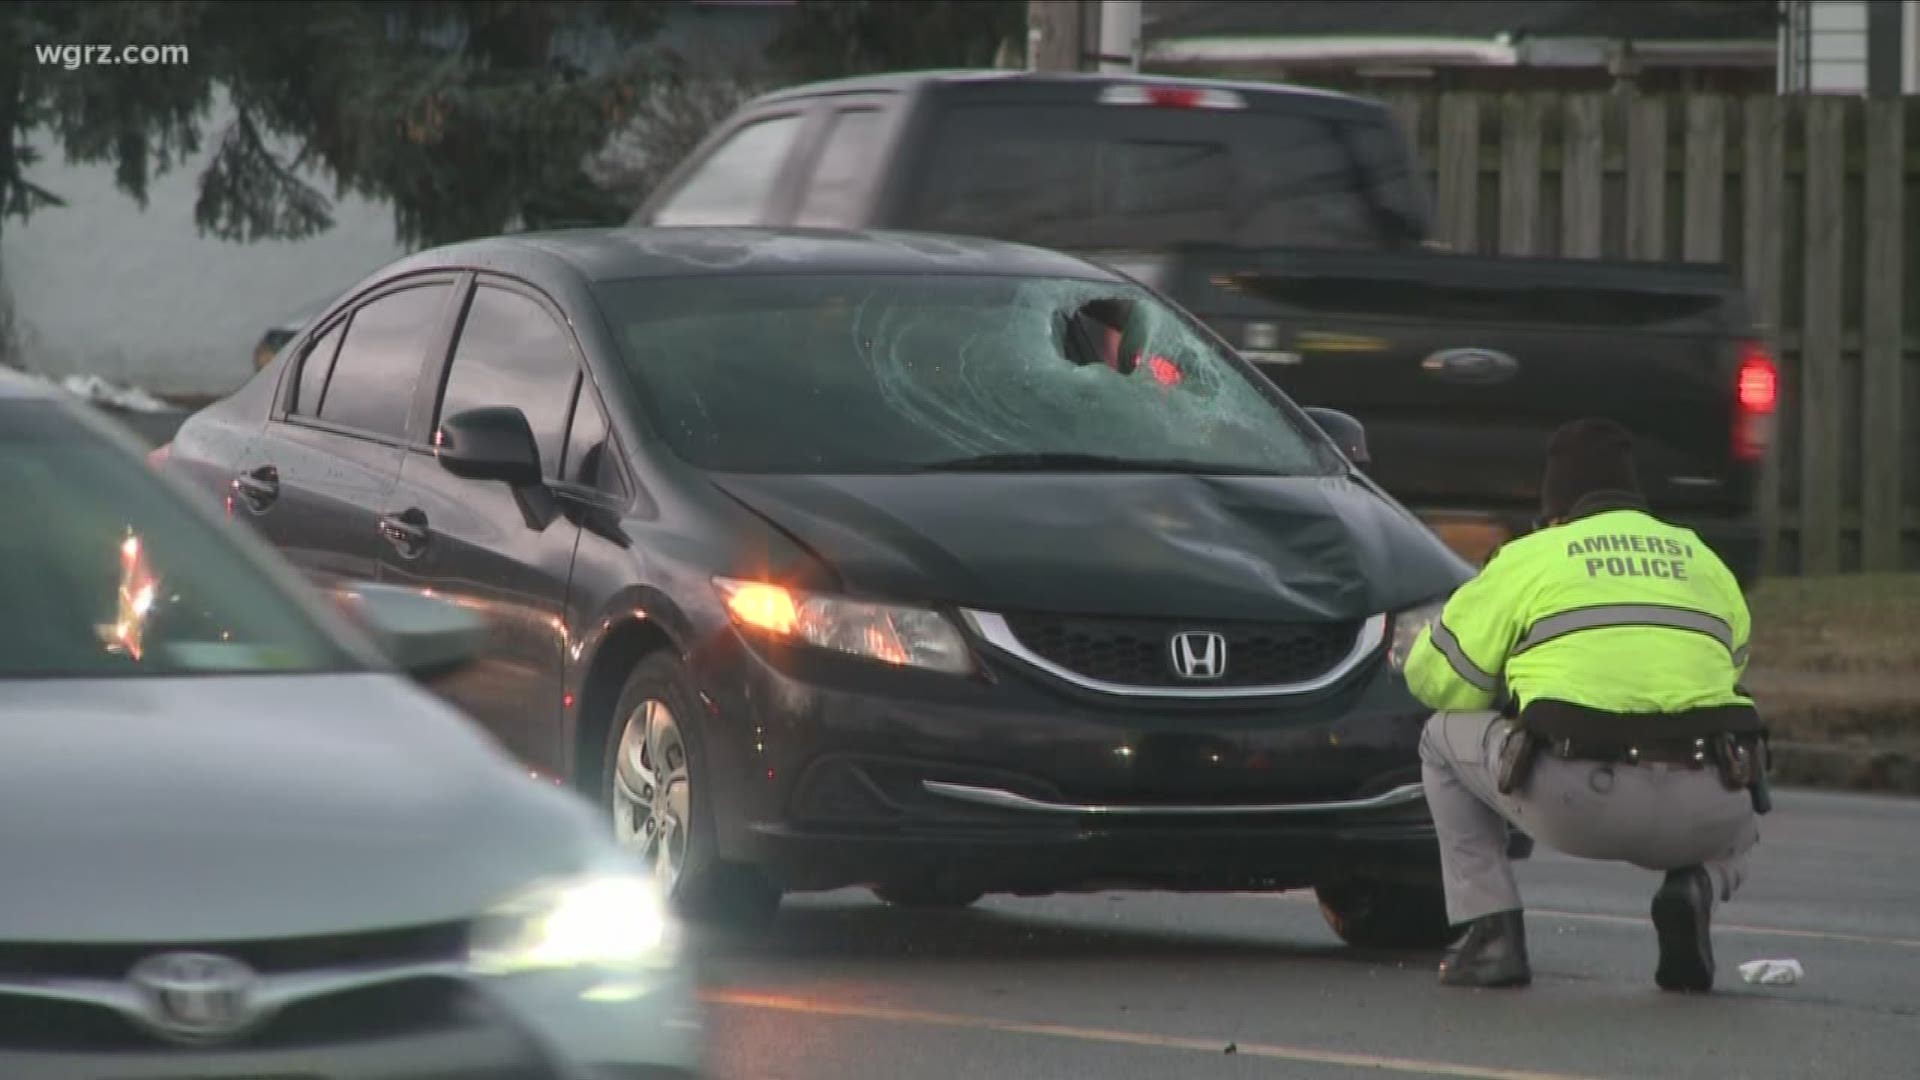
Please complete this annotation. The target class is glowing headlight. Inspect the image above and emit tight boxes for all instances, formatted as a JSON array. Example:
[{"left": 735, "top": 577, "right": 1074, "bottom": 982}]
[
  {"left": 468, "top": 874, "right": 676, "bottom": 976},
  {"left": 714, "top": 578, "right": 972, "bottom": 674},
  {"left": 1387, "top": 599, "right": 1448, "bottom": 671}
]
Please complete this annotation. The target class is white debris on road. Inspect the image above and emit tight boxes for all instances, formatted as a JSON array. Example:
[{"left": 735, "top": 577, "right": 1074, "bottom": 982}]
[{"left": 1739, "top": 959, "right": 1805, "bottom": 985}]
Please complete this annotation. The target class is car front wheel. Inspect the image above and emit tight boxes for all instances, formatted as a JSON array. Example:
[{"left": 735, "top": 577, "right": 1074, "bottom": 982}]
[
  {"left": 604, "top": 653, "right": 780, "bottom": 930},
  {"left": 1314, "top": 876, "right": 1463, "bottom": 951}
]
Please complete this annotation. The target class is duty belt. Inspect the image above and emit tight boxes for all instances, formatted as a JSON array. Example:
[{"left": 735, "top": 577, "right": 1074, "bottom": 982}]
[
  {"left": 1542, "top": 737, "right": 1720, "bottom": 767},
  {"left": 1499, "top": 702, "right": 1772, "bottom": 813}
]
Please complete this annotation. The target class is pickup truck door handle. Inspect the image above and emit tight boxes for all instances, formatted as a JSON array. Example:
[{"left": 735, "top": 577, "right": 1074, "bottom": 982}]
[
  {"left": 233, "top": 466, "right": 280, "bottom": 513},
  {"left": 379, "top": 509, "right": 431, "bottom": 559}
]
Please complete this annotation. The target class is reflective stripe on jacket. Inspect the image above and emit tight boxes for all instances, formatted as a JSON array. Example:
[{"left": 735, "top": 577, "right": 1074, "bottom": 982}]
[{"left": 1405, "top": 505, "right": 1752, "bottom": 716}]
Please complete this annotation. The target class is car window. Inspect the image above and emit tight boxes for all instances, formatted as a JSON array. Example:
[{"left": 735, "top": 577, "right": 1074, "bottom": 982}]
[
  {"left": 0, "top": 404, "right": 362, "bottom": 678},
  {"left": 903, "top": 105, "right": 1423, "bottom": 250},
  {"left": 561, "top": 381, "right": 624, "bottom": 495},
  {"left": 317, "top": 284, "right": 452, "bottom": 439},
  {"left": 650, "top": 114, "right": 805, "bottom": 226},
  {"left": 794, "top": 109, "right": 882, "bottom": 227},
  {"left": 293, "top": 321, "right": 345, "bottom": 416},
  {"left": 594, "top": 273, "right": 1338, "bottom": 477},
  {"left": 436, "top": 285, "right": 577, "bottom": 476}
]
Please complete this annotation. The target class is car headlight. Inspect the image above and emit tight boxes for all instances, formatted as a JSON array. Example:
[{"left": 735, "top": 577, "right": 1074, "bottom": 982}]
[
  {"left": 1387, "top": 599, "right": 1448, "bottom": 671},
  {"left": 713, "top": 577, "right": 973, "bottom": 674},
  {"left": 468, "top": 873, "right": 677, "bottom": 976}
]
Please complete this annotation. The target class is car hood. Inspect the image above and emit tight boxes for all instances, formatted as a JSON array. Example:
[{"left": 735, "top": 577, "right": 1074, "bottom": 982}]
[
  {"left": 0, "top": 673, "right": 606, "bottom": 943},
  {"left": 708, "top": 472, "right": 1471, "bottom": 620}
]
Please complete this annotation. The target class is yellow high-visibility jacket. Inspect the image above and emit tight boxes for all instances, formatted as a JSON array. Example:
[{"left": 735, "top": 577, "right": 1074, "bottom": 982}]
[{"left": 1405, "top": 501, "right": 1752, "bottom": 717}]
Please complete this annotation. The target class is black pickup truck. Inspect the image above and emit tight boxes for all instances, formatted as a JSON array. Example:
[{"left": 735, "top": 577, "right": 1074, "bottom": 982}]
[{"left": 630, "top": 70, "right": 1777, "bottom": 585}]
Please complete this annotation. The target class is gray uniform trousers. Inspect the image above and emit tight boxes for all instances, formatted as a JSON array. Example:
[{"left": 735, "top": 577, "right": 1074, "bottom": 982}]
[{"left": 1420, "top": 710, "right": 1760, "bottom": 925}]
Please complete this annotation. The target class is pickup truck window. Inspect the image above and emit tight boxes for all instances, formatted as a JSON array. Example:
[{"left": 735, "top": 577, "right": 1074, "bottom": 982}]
[
  {"left": 653, "top": 114, "right": 805, "bottom": 226},
  {"left": 594, "top": 273, "right": 1336, "bottom": 478},
  {"left": 903, "top": 105, "right": 1423, "bottom": 251},
  {"left": 795, "top": 109, "right": 882, "bottom": 227}
]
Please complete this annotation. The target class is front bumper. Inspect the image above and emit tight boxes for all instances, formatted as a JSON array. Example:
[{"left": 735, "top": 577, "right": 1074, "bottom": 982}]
[
  {"left": 742, "top": 796, "right": 1444, "bottom": 896},
  {"left": 690, "top": 632, "right": 1453, "bottom": 895}
]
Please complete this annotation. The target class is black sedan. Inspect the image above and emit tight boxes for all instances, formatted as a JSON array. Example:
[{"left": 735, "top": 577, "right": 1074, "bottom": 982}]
[{"left": 165, "top": 227, "right": 1483, "bottom": 945}]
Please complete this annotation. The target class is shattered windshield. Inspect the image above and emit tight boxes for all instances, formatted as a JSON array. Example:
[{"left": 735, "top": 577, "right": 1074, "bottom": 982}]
[{"left": 594, "top": 273, "right": 1337, "bottom": 476}]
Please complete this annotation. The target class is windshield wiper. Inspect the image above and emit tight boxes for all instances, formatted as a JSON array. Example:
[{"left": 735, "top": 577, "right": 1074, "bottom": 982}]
[{"left": 912, "top": 452, "right": 1283, "bottom": 476}]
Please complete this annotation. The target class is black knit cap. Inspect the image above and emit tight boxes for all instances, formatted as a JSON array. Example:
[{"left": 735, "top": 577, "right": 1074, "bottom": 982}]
[{"left": 1540, "top": 418, "right": 1641, "bottom": 522}]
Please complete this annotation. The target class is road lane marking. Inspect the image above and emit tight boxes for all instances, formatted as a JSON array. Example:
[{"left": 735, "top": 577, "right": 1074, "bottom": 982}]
[
  {"left": 1529, "top": 908, "right": 1920, "bottom": 950},
  {"left": 705, "top": 989, "right": 1607, "bottom": 1080},
  {"left": 1257, "top": 893, "right": 1920, "bottom": 950}
]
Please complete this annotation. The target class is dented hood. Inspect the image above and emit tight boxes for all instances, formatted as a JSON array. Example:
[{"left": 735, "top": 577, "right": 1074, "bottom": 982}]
[{"left": 708, "top": 472, "right": 1471, "bottom": 620}]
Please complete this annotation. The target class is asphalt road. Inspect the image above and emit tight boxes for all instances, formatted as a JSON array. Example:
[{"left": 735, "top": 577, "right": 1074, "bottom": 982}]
[{"left": 693, "top": 789, "right": 1920, "bottom": 1080}]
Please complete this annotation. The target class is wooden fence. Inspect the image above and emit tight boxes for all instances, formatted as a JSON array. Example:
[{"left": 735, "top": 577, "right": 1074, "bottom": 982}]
[{"left": 1368, "top": 90, "right": 1918, "bottom": 577}]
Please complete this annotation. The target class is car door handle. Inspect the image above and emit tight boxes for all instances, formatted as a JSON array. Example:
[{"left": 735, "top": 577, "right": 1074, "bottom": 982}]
[
  {"left": 379, "top": 509, "right": 431, "bottom": 559},
  {"left": 233, "top": 466, "right": 280, "bottom": 513}
]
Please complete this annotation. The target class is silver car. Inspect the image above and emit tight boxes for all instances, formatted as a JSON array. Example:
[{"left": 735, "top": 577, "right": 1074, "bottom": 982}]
[{"left": 0, "top": 369, "right": 702, "bottom": 1078}]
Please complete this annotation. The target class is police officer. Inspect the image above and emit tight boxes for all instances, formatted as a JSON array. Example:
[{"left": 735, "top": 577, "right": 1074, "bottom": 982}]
[{"left": 1406, "top": 418, "right": 1766, "bottom": 992}]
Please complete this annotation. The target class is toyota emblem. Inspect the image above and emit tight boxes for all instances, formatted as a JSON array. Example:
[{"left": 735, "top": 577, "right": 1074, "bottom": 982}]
[{"left": 128, "top": 951, "right": 260, "bottom": 1045}]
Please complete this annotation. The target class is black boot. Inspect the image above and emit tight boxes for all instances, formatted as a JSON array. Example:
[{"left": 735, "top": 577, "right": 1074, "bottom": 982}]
[
  {"left": 1438, "top": 910, "right": 1531, "bottom": 988},
  {"left": 1653, "top": 866, "right": 1716, "bottom": 992}
]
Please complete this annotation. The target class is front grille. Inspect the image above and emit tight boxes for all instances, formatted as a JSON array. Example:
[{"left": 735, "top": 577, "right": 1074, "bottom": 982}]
[
  {"left": 0, "top": 976, "right": 506, "bottom": 1060},
  {"left": 1001, "top": 613, "right": 1361, "bottom": 689},
  {"left": 0, "top": 921, "right": 469, "bottom": 981},
  {"left": 255, "top": 976, "right": 472, "bottom": 1048},
  {"left": 0, "top": 978, "right": 471, "bottom": 1052},
  {"left": 0, "top": 995, "right": 149, "bottom": 1051},
  {"left": 0, "top": 923, "right": 481, "bottom": 1055}
]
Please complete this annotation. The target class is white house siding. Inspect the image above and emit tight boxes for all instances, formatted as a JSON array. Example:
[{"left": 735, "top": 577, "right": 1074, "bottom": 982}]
[
  {"left": 1782, "top": 0, "right": 1920, "bottom": 93},
  {"left": 1908, "top": 0, "right": 1920, "bottom": 90},
  {"left": 1, "top": 93, "right": 408, "bottom": 398},
  {"left": 0, "top": 5, "right": 783, "bottom": 397}
]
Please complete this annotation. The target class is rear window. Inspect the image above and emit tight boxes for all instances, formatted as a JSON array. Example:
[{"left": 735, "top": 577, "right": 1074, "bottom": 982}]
[{"left": 903, "top": 102, "right": 1427, "bottom": 251}]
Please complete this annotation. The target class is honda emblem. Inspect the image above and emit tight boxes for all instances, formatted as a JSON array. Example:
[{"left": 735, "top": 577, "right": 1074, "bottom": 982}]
[{"left": 1169, "top": 631, "right": 1228, "bottom": 680}]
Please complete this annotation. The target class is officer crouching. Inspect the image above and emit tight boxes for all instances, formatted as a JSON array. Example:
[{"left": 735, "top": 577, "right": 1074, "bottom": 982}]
[{"left": 1406, "top": 418, "right": 1769, "bottom": 993}]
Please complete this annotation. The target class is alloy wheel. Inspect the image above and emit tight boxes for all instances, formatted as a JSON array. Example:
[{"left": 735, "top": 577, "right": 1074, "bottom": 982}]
[{"left": 611, "top": 698, "right": 692, "bottom": 894}]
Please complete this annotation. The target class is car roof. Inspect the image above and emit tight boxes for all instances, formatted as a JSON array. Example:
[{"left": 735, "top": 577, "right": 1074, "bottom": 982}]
[
  {"left": 375, "top": 226, "right": 1126, "bottom": 287},
  {"left": 747, "top": 68, "right": 1380, "bottom": 113}
]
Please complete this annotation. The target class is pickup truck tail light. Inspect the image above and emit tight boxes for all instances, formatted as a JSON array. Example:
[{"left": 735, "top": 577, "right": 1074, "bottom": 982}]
[
  {"left": 1733, "top": 341, "right": 1778, "bottom": 462},
  {"left": 1098, "top": 85, "right": 1247, "bottom": 110}
]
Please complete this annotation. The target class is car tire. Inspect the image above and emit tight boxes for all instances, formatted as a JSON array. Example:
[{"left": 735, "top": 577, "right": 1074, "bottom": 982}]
[
  {"left": 871, "top": 881, "right": 986, "bottom": 910},
  {"left": 603, "top": 653, "right": 780, "bottom": 930},
  {"left": 1314, "top": 877, "right": 1463, "bottom": 951}
]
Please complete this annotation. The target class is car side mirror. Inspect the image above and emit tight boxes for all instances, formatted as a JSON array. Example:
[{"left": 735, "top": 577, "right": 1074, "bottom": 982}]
[
  {"left": 1304, "top": 407, "right": 1371, "bottom": 468},
  {"left": 437, "top": 407, "right": 543, "bottom": 486},
  {"left": 334, "top": 582, "right": 486, "bottom": 681}
]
